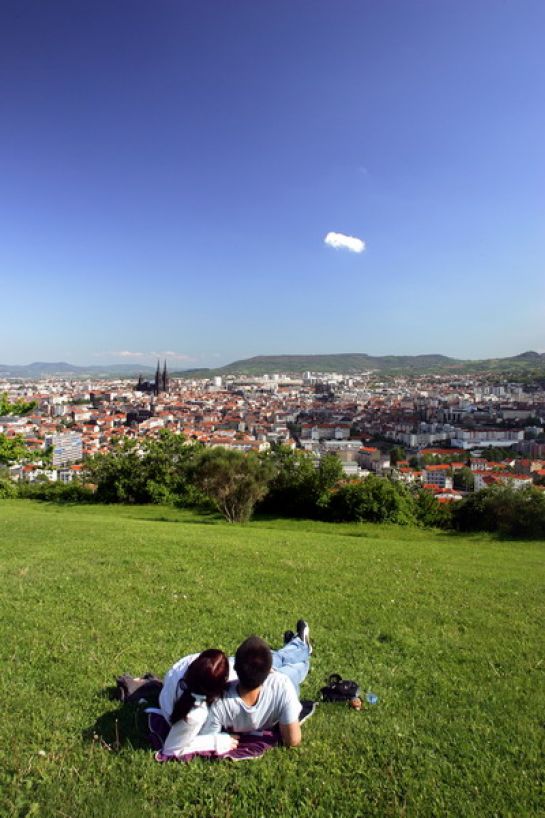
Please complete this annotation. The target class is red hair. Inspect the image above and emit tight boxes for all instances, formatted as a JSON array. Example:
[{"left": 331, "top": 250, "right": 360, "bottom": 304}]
[{"left": 170, "top": 649, "right": 229, "bottom": 724}]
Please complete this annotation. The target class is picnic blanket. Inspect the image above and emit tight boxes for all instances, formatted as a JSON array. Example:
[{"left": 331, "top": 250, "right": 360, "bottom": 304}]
[
  {"left": 112, "top": 674, "right": 316, "bottom": 762},
  {"left": 147, "top": 699, "right": 317, "bottom": 763}
]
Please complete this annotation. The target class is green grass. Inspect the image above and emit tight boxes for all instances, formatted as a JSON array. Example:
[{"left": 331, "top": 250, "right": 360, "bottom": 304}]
[{"left": 1, "top": 500, "right": 544, "bottom": 818}]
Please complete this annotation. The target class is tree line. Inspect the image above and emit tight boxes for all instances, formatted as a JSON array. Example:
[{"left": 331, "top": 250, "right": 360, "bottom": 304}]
[{"left": 2, "top": 430, "right": 545, "bottom": 538}]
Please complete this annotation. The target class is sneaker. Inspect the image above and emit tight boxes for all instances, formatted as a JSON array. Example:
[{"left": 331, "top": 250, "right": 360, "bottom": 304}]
[
  {"left": 283, "top": 629, "right": 295, "bottom": 645},
  {"left": 296, "top": 619, "right": 312, "bottom": 654},
  {"left": 298, "top": 699, "right": 317, "bottom": 724}
]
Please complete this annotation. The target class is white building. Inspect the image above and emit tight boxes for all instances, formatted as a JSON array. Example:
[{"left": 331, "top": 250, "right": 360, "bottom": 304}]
[
  {"left": 422, "top": 465, "right": 453, "bottom": 489},
  {"left": 450, "top": 429, "right": 524, "bottom": 450},
  {"left": 473, "top": 472, "right": 533, "bottom": 492},
  {"left": 44, "top": 432, "right": 83, "bottom": 467}
]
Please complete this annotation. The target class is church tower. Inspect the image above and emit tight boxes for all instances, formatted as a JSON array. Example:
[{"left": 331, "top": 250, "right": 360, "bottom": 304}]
[
  {"left": 154, "top": 360, "right": 161, "bottom": 396},
  {"left": 162, "top": 360, "right": 169, "bottom": 393}
]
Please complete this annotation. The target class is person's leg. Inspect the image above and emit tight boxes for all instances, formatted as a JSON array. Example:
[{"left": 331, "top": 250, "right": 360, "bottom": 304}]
[
  {"left": 272, "top": 636, "right": 309, "bottom": 668},
  {"left": 274, "top": 660, "right": 308, "bottom": 696},
  {"left": 272, "top": 636, "right": 310, "bottom": 696}
]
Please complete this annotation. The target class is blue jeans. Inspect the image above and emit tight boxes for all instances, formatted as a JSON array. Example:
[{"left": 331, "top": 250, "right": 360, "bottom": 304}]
[{"left": 271, "top": 636, "right": 310, "bottom": 696}]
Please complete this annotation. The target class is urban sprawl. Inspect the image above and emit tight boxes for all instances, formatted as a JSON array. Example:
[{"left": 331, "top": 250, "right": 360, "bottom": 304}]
[{"left": 2, "top": 365, "right": 545, "bottom": 501}]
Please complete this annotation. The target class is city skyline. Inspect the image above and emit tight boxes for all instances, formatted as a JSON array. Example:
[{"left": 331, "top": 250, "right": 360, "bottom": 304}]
[{"left": 1, "top": 1, "right": 544, "bottom": 366}]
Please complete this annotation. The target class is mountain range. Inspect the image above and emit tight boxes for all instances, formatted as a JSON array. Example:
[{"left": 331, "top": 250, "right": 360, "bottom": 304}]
[
  {"left": 0, "top": 361, "right": 156, "bottom": 377},
  {"left": 2, "top": 352, "right": 544, "bottom": 379},
  {"left": 173, "top": 351, "right": 545, "bottom": 378}
]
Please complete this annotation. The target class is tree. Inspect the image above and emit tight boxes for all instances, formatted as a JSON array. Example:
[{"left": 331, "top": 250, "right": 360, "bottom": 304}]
[
  {"left": 414, "top": 488, "right": 453, "bottom": 529},
  {"left": 0, "top": 478, "right": 17, "bottom": 498},
  {"left": 314, "top": 454, "right": 345, "bottom": 508},
  {"left": 0, "top": 393, "right": 36, "bottom": 416},
  {"left": 389, "top": 446, "right": 406, "bottom": 466},
  {"left": 480, "top": 446, "right": 516, "bottom": 463},
  {"left": 0, "top": 393, "right": 38, "bottom": 469},
  {"left": 85, "top": 438, "right": 147, "bottom": 503},
  {"left": 39, "top": 445, "right": 54, "bottom": 468},
  {"left": 0, "top": 434, "right": 28, "bottom": 466},
  {"left": 84, "top": 431, "right": 200, "bottom": 505},
  {"left": 453, "top": 467, "right": 475, "bottom": 492},
  {"left": 452, "top": 484, "right": 545, "bottom": 538},
  {"left": 191, "top": 447, "right": 274, "bottom": 522},
  {"left": 259, "top": 446, "right": 344, "bottom": 519},
  {"left": 328, "top": 476, "right": 415, "bottom": 524},
  {"left": 139, "top": 430, "right": 200, "bottom": 505},
  {"left": 258, "top": 446, "right": 321, "bottom": 517}
]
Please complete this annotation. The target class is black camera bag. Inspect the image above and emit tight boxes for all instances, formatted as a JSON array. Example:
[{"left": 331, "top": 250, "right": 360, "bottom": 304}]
[{"left": 320, "top": 673, "right": 360, "bottom": 703}]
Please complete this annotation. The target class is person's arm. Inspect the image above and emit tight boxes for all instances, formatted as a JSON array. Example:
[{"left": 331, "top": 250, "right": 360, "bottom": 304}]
[
  {"left": 159, "top": 653, "right": 199, "bottom": 721},
  {"left": 278, "top": 677, "right": 303, "bottom": 747},
  {"left": 162, "top": 706, "right": 237, "bottom": 757},
  {"left": 279, "top": 721, "right": 302, "bottom": 747},
  {"left": 200, "top": 700, "right": 225, "bottom": 735}
]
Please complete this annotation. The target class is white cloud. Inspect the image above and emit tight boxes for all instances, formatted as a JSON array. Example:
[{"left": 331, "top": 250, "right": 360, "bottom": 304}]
[
  {"left": 109, "top": 350, "right": 194, "bottom": 362},
  {"left": 324, "top": 231, "right": 366, "bottom": 253},
  {"left": 155, "top": 351, "right": 194, "bottom": 362}
]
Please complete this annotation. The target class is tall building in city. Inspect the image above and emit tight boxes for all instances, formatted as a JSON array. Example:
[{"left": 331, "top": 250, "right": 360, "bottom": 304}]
[
  {"left": 44, "top": 432, "right": 83, "bottom": 467},
  {"left": 135, "top": 360, "right": 170, "bottom": 396}
]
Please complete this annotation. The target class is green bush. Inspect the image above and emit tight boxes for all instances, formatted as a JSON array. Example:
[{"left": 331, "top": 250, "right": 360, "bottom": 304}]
[
  {"left": 328, "top": 476, "right": 416, "bottom": 524},
  {"left": 191, "top": 446, "right": 275, "bottom": 522},
  {"left": 84, "top": 431, "right": 200, "bottom": 505},
  {"left": 16, "top": 481, "right": 95, "bottom": 503},
  {"left": 259, "top": 446, "right": 344, "bottom": 519},
  {"left": 453, "top": 484, "right": 545, "bottom": 538},
  {"left": 414, "top": 488, "right": 453, "bottom": 529},
  {"left": 0, "top": 478, "right": 17, "bottom": 499}
]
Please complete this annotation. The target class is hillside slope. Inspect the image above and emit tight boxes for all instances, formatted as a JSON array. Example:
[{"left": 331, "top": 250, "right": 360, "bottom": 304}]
[
  {"left": 1, "top": 501, "right": 544, "bottom": 818},
  {"left": 175, "top": 350, "right": 545, "bottom": 377}
]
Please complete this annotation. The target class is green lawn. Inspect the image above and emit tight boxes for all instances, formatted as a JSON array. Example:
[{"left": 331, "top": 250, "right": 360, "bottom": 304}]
[{"left": 1, "top": 500, "right": 544, "bottom": 818}]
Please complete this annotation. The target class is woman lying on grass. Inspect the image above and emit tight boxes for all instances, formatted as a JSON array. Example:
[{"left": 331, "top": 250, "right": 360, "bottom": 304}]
[
  {"left": 159, "top": 649, "right": 239, "bottom": 757},
  {"left": 157, "top": 621, "right": 312, "bottom": 759}
]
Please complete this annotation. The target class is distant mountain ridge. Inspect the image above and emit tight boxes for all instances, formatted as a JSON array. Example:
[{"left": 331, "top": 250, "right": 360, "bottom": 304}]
[
  {"left": 214, "top": 353, "right": 461, "bottom": 375},
  {"left": 1, "top": 352, "right": 544, "bottom": 379},
  {"left": 0, "top": 361, "right": 156, "bottom": 377},
  {"left": 173, "top": 351, "right": 545, "bottom": 377}
]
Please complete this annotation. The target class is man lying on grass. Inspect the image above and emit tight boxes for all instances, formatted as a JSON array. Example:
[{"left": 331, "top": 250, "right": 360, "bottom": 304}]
[{"left": 159, "top": 620, "right": 312, "bottom": 758}]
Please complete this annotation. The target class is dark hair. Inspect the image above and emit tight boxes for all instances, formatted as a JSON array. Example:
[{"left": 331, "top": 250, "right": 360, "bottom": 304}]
[
  {"left": 234, "top": 635, "right": 272, "bottom": 691},
  {"left": 170, "top": 649, "right": 229, "bottom": 724}
]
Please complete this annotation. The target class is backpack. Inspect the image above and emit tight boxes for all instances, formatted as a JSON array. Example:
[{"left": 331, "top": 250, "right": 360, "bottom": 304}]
[
  {"left": 114, "top": 673, "right": 163, "bottom": 704},
  {"left": 320, "top": 673, "right": 360, "bottom": 703}
]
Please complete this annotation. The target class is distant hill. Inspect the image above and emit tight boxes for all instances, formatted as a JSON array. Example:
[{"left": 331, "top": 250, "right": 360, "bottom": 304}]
[
  {"left": 2, "top": 352, "right": 544, "bottom": 380},
  {"left": 215, "top": 353, "right": 460, "bottom": 375},
  {"left": 0, "top": 361, "right": 156, "bottom": 378},
  {"left": 174, "top": 351, "right": 545, "bottom": 378}
]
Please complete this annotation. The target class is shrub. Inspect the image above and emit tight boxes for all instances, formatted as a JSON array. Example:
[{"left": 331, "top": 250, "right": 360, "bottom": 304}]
[
  {"left": 259, "top": 446, "right": 344, "bottom": 519},
  {"left": 84, "top": 431, "right": 200, "bottom": 505},
  {"left": 453, "top": 484, "right": 545, "bottom": 539},
  {"left": 191, "top": 447, "right": 275, "bottom": 522},
  {"left": 414, "top": 489, "right": 453, "bottom": 529},
  {"left": 16, "top": 481, "right": 95, "bottom": 503},
  {"left": 328, "top": 476, "right": 416, "bottom": 525},
  {"left": 0, "top": 478, "right": 17, "bottom": 498}
]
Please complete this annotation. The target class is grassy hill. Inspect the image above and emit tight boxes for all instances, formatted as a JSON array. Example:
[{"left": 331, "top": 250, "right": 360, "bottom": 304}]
[
  {"left": 1, "top": 501, "right": 544, "bottom": 818},
  {"left": 174, "top": 351, "right": 545, "bottom": 378}
]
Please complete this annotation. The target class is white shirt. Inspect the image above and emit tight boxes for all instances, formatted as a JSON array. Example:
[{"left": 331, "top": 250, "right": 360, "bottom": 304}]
[
  {"left": 158, "top": 652, "right": 237, "bottom": 758},
  {"left": 159, "top": 652, "right": 237, "bottom": 722},
  {"left": 202, "top": 672, "right": 302, "bottom": 735}
]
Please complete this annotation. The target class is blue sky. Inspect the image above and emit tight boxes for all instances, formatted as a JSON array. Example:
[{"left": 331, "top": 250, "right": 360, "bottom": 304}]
[{"left": 1, "top": 0, "right": 544, "bottom": 367}]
